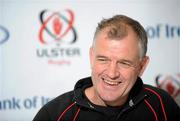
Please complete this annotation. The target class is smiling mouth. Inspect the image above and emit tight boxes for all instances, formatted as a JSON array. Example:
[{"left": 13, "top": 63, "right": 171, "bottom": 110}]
[{"left": 102, "top": 78, "right": 122, "bottom": 86}]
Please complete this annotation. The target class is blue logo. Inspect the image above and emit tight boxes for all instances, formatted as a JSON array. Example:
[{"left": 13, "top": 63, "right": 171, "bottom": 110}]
[
  {"left": 0, "top": 25, "right": 9, "bottom": 45},
  {"left": 145, "top": 24, "right": 180, "bottom": 39}
]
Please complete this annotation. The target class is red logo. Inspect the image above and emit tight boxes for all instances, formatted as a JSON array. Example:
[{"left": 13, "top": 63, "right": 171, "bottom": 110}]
[
  {"left": 38, "top": 9, "right": 77, "bottom": 45},
  {"left": 36, "top": 9, "right": 80, "bottom": 66},
  {"left": 155, "top": 74, "right": 180, "bottom": 101}
]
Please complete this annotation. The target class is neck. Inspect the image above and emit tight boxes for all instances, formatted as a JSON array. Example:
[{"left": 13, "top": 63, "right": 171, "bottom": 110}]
[{"left": 85, "top": 87, "right": 128, "bottom": 107}]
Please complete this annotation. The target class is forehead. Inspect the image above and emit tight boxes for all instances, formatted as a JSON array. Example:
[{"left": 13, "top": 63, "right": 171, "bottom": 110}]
[
  {"left": 94, "top": 29, "right": 140, "bottom": 60},
  {"left": 95, "top": 27, "right": 139, "bottom": 47}
]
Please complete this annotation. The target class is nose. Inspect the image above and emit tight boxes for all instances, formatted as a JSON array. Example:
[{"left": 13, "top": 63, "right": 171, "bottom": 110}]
[{"left": 107, "top": 62, "right": 120, "bottom": 79}]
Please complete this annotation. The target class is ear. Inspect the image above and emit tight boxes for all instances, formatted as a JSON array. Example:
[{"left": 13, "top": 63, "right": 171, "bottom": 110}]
[
  {"left": 138, "top": 56, "right": 149, "bottom": 76},
  {"left": 89, "top": 47, "right": 94, "bottom": 69}
]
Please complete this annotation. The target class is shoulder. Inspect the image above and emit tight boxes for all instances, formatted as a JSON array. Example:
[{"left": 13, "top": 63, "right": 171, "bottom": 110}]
[
  {"left": 33, "top": 91, "right": 75, "bottom": 121},
  {"left": 143, "top": 84, "right": 175, "bottom": 103},
  {"left": 44, "top": 90, "right": 75, "bottom": 110},
  {"left": 143, "top": 84, "right": 180, "bottom": 119},
  {"left": 144, "top": 84, "right": 169, "bottom": 97}
]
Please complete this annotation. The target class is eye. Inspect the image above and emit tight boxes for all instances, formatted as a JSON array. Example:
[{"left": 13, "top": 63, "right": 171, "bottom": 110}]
[
  {"left": 97, "top": 58, "right": 107, "bottom": 62},
  {"left": 97, "top": 58, "right": 106, "bottom": 61},
  {"left": 96, "top": 57, "right": 109, "bottom": 64},
  {"left": 118, "top": 61, "right": 132, "bottom": 68}
]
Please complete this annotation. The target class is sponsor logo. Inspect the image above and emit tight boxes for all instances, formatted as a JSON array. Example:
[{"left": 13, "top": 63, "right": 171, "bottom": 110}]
[
  {"left": 0, "top": 96, "right": 52, "bottom": 110},
  {"left": 36, "top": 9, "right": 80, "bottom": 65},
  {"left": 145, "top": 24, "right": 180, "bottom": 39},
  {"left": 38, "top": 9, "right": 77, "bottom": 45},
  {"left": 155, "top": 74, "right": 180, "bottom": 106},
  {"left": 0, "top": 25, "right": 9, "bottom": 45}
]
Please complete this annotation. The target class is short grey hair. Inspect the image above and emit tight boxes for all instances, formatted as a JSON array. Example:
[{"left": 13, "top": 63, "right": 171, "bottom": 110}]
[{"left": 92, "top": 15, "right": 148, "bottom": 59}]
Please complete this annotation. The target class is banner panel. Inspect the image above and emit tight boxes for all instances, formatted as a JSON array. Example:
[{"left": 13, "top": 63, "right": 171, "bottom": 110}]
[{"left": 0, "top": 0, "right": 179, "bottom": 120}]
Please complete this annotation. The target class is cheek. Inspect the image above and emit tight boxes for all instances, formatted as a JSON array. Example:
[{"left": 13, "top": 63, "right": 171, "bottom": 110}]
[
  {"left": 121, "top": 71, "right": 138, "bottom": 93},
  {"left": 91, "top": 64, "right": 106, "bottom": 86},
  {"left": 92, "top": 63, "right": 106, "bottom": 74},
  {"left": 91, "top": 64, "right": 104, "bottom": 87},
  {"left": 121, "top": 69, "right": 139, "bottom": 82}
]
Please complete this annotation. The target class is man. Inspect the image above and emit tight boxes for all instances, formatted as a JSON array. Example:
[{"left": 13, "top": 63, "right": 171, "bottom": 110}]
[{"left": 33, "top": 15, "right": 180, "bottom": 121}]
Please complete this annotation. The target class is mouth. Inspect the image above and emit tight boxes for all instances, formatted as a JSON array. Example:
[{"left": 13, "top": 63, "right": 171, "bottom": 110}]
[{"left": 102, "top": 78, "right": 122, "bottom": 86}]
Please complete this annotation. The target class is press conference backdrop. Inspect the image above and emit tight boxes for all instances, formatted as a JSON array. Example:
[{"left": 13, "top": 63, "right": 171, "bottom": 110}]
[{"left": 0, "top": 0, "right": 180, "bottom": 120}]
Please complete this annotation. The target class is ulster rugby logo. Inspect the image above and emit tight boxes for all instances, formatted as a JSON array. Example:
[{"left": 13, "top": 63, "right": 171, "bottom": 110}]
[
  {"left": 37, "top": 9, "right": 80, "bottom": 65},
  {"left": 38, "top": 9, "right": 77, "bottom": 45},
  {"left": 155, "top": 74, "right": 180, "bottom": 106}
]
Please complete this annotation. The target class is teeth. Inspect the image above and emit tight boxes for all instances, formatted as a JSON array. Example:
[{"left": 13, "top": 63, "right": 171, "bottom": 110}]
[{"left": 104, "top": 79, "right": 120, "bottom": 85}]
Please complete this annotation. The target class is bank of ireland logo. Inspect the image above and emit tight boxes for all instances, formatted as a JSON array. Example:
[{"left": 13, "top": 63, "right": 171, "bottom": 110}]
[
  {"left": 0, "top": 25, "right": 9, "bottom": 45},
  {"left": 38, "top": 9, "right": 77, "bottom": 45},
  {"left": 37, "top": 9, "right": 80, "bottom": 65}
]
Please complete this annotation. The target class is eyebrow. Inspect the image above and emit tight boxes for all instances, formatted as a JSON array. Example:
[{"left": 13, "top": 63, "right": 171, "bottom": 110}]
[
  {"left": 96, "top": 55, "right": 108, "bottom": 59},
  {"left": 96, "top": 55, "right": 134, "bottom": 64},
  {"left": 118, "top": 59, "right": 133, "bottom": 63}
]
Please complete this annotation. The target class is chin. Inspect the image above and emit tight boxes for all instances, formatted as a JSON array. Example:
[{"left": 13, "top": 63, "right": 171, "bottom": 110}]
[{"left": 99, "top": 93, "right": 120, "bottom": 103}]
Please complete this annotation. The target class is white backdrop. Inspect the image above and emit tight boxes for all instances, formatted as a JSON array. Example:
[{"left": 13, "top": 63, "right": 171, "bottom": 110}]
[{"left": 0, "top": 0, "right": 180, "bottom": 121}]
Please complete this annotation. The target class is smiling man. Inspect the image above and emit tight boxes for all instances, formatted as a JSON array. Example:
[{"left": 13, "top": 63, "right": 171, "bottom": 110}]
[{"left": 33, "top": 15, "right": 180, "bottom": 121}]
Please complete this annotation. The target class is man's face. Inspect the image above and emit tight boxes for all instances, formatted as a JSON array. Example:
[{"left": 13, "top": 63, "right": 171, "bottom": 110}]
[{"left": 89, "top": 29, "right": 149, "bottom": 106}]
